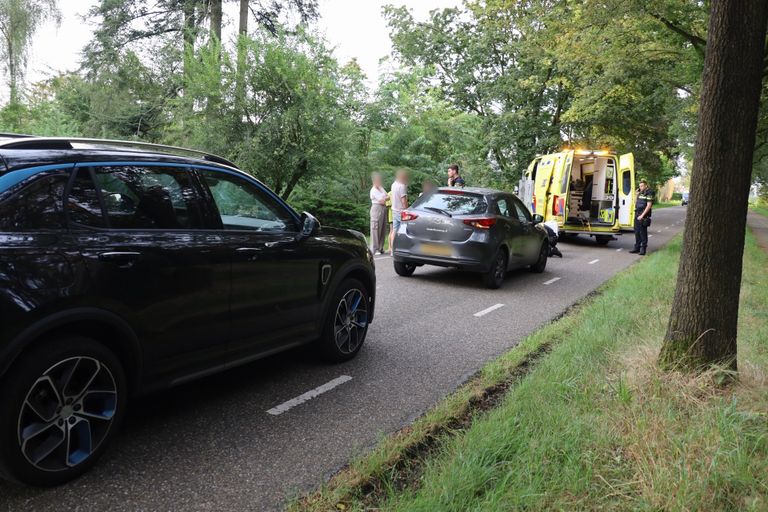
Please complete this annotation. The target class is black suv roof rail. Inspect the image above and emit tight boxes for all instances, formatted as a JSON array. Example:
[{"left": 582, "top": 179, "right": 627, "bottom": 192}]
[{"left": 0, "top": 136, "right": 239, "bottom": 169}]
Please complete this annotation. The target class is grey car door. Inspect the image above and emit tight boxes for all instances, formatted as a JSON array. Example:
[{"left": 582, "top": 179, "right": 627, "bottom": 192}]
[
  {"left": 494, "top": 197, "right": 525, "bottom": 268},
  {"left": 510, "top": 195, "right": 541, "bottom": 264}
]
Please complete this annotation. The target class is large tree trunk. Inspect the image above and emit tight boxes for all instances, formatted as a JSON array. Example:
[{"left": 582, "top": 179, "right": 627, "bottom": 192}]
[{"left": 659, "top": 0, "right": 768, "bottom": 371}]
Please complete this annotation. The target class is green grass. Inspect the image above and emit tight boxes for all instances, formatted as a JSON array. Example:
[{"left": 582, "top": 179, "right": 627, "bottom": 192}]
[
  {"left": 654, "top": 200, "right": 682, "bottom": 209},
  {"left": 295, "top": 231, "right": 768, "bottom": 511},
  {"left": 751, "top": 203, "right": 768, "bottom": 217},
  {"left": 379, "top": 233, "right": 768, "bottom": 511}
]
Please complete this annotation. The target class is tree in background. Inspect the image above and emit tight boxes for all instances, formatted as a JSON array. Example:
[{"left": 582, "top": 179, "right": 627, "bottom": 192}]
[
  {"left": 0, "top": 0, "right": 60, "bottom": 106},
  {"left": 659, "top": 1, "right": 768, "bottom": 372}
]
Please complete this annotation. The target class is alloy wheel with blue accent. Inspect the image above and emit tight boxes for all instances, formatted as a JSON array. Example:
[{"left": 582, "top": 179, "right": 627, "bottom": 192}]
[
  {"left": 333, "top": 289, "right": 369, "bottom": 355},
  {"left": 17, "top": 356, "right": 118, "bottom": 473}
]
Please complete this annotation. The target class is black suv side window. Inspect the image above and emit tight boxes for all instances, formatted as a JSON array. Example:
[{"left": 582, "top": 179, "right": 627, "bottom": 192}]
[
  {"left": 200, "top": 170, "right": 298, "bottom": 232},
  {"left": 67, "top": 168, "right": 107, "bottom": 227},
  {"left": 0, "top": 172, "right": 69, "bottom": 231},
  {"left": 68, "top": 166, "right": 204, "bottom": 229}
]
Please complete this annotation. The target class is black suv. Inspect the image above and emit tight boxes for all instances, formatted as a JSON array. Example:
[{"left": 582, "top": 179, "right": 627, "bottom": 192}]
[{"left": 0, "top": 135, "right": 375, "bottom": 486}]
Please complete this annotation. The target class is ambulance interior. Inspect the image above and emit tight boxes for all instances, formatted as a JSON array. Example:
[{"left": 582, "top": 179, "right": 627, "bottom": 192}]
[{"left": 565, "top": 155, "right": 618, "bottom": 227}]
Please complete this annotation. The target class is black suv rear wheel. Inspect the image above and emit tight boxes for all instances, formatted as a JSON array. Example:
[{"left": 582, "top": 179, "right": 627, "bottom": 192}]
[
  {"left": 0, "top": 337, "right": 126, "bottom": 487},
  {"left": 319, "top": 278, "right": 370, "bottom": 362}
]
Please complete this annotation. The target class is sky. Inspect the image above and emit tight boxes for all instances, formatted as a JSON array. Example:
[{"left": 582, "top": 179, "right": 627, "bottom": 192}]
[{"left": 24, "top": 0, "right": 462, "bottom": 90}]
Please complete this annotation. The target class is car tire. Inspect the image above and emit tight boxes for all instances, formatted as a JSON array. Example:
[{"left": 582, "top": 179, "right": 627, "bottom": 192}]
[
  {"left": 319, "top": 278, "right": 370, "bottom": 362},
  {"left": 482, "top": 248, "right": 508, "bottom": 289},
  {"left": 393, "top": 261, "right": 417, "bottom": 277},
  {"left": 529, "top": 241, "right": 548, "bottom": 273},
  {"left": 595, "top": 235, "right": 612, "bottom": 246},
  {"left": 0, "top": 337, "right": 127, "bottom": 487}
]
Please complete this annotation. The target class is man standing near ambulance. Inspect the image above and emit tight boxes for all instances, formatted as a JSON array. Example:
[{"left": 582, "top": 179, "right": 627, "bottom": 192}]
[{"left": 630, "top": 180, "right": 654, "bottom": 255}]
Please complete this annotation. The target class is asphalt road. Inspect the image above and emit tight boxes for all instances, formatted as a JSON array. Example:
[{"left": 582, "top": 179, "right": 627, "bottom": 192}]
[{"left": 0, "top": 207, "right": 686, "bottom": 512}]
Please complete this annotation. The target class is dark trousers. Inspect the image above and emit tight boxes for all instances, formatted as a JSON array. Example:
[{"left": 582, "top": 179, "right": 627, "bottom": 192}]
[{"left": 634, "top": 216, "right": 648, "bottom": 249}]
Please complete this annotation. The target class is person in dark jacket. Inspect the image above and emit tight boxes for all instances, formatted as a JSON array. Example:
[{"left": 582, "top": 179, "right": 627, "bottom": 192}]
[{"left": 630, "top": 180, "right": 654, "bottom": 255}]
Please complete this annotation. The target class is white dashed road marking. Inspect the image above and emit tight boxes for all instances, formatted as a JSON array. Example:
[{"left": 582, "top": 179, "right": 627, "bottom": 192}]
[
  {"left": 616, "top": 248, "right": 623, "bottom": 252},
  {"left": 474, "top": 303, "right": 505, "bottom": 317},
  {"left": 543, "top": 277, "right": 561, "bottom": 285},
  {"left": 588, "top": 259, "right": 599, "bottom": 265},
  {"left": 267, "top": 376, "right": 353, "bottom": 416}
]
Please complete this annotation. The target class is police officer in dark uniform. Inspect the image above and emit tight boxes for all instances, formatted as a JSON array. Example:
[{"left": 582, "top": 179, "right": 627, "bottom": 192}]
[{"left": 630, "top": 180, "right": 654, "bottom": 255}]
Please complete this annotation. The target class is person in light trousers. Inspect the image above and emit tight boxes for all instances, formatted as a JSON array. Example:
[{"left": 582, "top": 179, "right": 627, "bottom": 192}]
[{"left": 369, "top": 172, "right": 389, "bottom": 254}]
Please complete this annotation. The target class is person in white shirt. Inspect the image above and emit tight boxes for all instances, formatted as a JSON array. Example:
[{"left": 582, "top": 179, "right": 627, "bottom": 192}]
[
  {"left": 389, "top": 169, "right": 409, "bottom": 255},
  {"left": 369, "top": 172, "right": 388, "bottom": 254}
]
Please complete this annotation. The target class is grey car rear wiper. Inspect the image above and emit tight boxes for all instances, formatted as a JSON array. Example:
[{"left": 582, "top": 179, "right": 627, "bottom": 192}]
[{"left": 424, "top": 206, "right": 452, "bottom": 217}]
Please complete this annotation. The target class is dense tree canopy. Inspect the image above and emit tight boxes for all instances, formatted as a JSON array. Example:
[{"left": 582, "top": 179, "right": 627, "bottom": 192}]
[{"left": 1, "top": 0, "right": 767, "bottom": 230}]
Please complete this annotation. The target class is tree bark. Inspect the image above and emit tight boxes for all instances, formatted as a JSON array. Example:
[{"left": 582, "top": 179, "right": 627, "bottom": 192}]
[
  {"left": 235, "top": 0, "right": 249, "bottom": 109},
  {"left": 238, "top": 0, "right": 248, "bottom": 36},
  {"left": 182, "top": 0, "right": 198, "bottom": 92},
  {"left": 210, "top": 0, "right": 222, "bottom": 43},
  {"left": 659, "top": 0, "right": 768, "bottom": 372}
]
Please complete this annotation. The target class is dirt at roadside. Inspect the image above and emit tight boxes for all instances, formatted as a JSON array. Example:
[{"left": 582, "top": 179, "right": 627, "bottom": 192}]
[{"left": 747, "top": 211, "right": 768, "bottom": 253}]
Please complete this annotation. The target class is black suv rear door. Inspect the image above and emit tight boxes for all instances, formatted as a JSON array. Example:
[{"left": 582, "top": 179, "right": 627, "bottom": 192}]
[
  {"left": 197, "top": 169, "right": 322, "bottom": 356},
  {"left": 66, "top": 164, "right": 232, "bottom": 384}
]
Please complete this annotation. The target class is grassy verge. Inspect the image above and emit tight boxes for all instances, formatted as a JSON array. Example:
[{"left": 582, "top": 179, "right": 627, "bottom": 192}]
[
  {"left": 293, "top": 232, "right": 768, "bottom": 511},
  {"left": 751, "top": 203, "right": 768, "bottom": 217},
  {"left": 654, "top": 200, "right": 682, "bottom": 209}
]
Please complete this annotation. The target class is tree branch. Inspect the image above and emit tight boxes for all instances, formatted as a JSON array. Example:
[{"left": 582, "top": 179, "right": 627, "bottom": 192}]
[{"left": 647, "top": 12, "right": 706, "bottom": 57}]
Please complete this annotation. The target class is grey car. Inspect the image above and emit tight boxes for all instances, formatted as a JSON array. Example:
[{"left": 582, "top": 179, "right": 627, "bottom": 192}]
[{"left": 392, "top": 187, "right": 550, "bottom": 288}]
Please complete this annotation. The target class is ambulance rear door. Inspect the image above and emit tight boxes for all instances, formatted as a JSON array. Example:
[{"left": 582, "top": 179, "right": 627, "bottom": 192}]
[
  {"left": 531, "top": 155, "right": 554, "bottom": 218},
  {"left": 618, "top": 153, "right": 635, "bottom": 229}
]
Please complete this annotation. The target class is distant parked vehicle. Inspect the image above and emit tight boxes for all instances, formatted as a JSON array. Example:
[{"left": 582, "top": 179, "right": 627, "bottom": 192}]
[
  {"left": 392, "top": 187, "right": 549, "bottom": 289},
  {"left": 682, "top": 192, "right": 690, "bottom": 206},
  {"left": 0, "top": 135, "right": 376, "bottom": 486}
]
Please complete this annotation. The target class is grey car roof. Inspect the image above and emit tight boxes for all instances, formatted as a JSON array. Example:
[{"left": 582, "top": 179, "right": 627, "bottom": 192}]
[{"left": 436, "top": 186, "right": 507, "bottom": 196}]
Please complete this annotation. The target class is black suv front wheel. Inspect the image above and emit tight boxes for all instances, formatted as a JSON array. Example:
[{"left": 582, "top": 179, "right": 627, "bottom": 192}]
[
  {"left": 319, "top": 278, "right": 371, "bottom": 362},
  {"left": 0, "top": 337, "right": 127, "bottom": 486}
]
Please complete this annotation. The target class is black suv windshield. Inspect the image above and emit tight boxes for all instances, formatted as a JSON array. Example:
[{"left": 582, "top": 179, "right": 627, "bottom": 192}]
[{"left": 413, "top": 191, "right": 488, "bottom": 216}]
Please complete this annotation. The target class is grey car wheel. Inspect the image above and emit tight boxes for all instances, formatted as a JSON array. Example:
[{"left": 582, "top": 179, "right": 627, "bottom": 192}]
[
  {"left": 483, "top": 249, "right": 508, "bottom": 289},
  {"left": 530, "top": 241, "right": 548, "bottom": 273},
  {"left": 394, "top": 261, "right": 417, "bottom": 277}
]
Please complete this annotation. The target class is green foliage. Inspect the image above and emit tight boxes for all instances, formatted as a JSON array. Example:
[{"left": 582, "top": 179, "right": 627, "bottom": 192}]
[
  {"left": 4, "top": 0, "right": 766, "bottom": 228},
  {"left": 0, "top": 0, "right": 60, "bottom": 103}
]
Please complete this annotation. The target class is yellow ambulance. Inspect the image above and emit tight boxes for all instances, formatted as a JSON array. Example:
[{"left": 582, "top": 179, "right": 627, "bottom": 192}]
[{"left": 520, "top": 149, "right": 636, "bottom": 245}]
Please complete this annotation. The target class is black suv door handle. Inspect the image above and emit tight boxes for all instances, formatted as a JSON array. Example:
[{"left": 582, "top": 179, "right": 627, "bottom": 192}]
[
  {"left": 235, "top": 247, "right": 261, "bottom": 260},
  {"left": 98, "top": 252, "right": 141, "bottom": 266}
]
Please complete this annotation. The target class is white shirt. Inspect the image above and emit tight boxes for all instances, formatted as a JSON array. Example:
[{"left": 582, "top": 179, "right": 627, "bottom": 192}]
[
  {"left": 370, "top": 186, "right": 387, "bottom": 205},
  {"left": 390, "top": 181, "right": 408, "bottom": 213}
]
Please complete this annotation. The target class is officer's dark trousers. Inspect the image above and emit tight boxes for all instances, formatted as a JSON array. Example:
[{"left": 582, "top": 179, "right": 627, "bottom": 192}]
[{"left": 634, "top": 217, "right": 648, "bottom": 249}]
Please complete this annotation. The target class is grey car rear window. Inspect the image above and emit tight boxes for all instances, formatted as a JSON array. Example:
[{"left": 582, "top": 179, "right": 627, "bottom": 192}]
[{"left": 414, "top": 192, "right": 488, "bottom": 215}]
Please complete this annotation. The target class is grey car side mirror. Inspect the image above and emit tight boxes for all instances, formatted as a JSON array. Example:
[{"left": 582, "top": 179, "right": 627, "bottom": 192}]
[{"left": 532, "top": 214, "right": 544, "bottom": 224}]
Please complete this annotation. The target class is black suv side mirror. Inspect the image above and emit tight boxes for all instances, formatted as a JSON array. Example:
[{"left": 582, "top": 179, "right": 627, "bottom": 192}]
[
  {"left": 532, "top": 214, "right": 544, "bottom": 224},
  {"left": 298, "top": 212, "right": 320, "bottom": 240}
]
